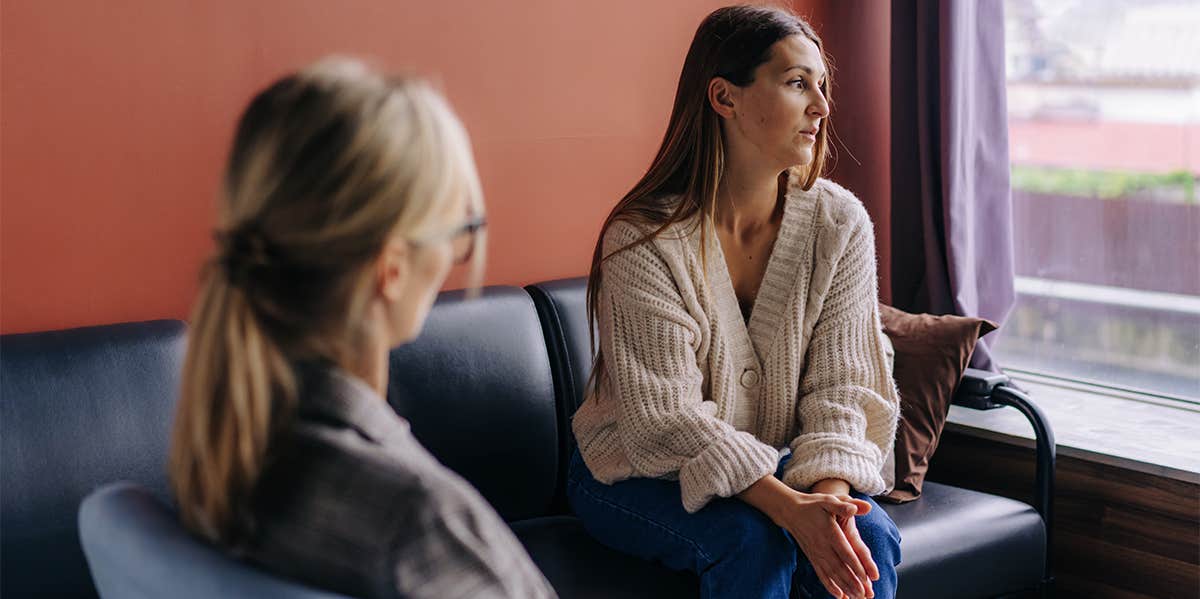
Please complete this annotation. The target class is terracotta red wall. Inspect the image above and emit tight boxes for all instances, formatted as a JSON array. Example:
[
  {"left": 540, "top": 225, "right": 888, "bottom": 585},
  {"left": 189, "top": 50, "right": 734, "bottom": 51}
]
[{"left": 1, "top": 1, "right": 892, "bottom": 334}]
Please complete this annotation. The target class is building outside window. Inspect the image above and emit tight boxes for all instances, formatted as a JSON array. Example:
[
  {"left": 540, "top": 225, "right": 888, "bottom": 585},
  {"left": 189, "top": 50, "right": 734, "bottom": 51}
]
[{"left": 998, "top": 0, "right": 1200, "bottom": 403}]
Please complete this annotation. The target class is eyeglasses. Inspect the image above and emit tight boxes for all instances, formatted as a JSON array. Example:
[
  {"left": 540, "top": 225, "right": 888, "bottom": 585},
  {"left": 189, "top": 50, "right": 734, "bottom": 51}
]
[{"left": 412, "top": 215, "right": 487, "bottom": 265}]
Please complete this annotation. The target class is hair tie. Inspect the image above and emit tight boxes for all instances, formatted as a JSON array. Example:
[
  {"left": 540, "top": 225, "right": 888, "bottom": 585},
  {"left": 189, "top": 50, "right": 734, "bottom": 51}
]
[{"left": 214, "top": 224, "right": 276, "bottom": 289}]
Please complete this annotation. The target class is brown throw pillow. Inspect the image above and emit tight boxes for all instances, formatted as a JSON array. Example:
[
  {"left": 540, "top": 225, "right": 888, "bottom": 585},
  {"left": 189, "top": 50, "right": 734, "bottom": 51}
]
[{"left": 876, "top": 304, "right": 998, "bottom": 504}]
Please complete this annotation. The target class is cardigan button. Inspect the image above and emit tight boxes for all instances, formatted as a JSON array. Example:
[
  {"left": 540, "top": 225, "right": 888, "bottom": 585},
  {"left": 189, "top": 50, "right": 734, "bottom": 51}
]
[{"left": 740, "top": 368, "right": 760, "bottom": 389}]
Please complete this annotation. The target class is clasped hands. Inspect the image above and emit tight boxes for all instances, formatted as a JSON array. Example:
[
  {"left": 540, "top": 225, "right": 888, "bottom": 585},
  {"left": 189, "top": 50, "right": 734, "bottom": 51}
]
[
  {"left": 738, "top": 476, "right": 879, "bottom": 599},
  {"left": 808, "top": 478, "right": 878, "bottom": 599}
]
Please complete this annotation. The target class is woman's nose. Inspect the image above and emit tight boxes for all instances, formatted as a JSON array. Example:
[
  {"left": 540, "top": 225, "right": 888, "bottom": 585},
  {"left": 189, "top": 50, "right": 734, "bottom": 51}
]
[{"left": 810, "top": 95, "right": 830, "bottom": 118}]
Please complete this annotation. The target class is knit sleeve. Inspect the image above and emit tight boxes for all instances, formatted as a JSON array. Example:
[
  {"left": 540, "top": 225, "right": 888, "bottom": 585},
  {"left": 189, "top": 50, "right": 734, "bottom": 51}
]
[
  {"left": 781, "top": 208, "right": 901, "bottom": 496},
  {"left": 597, "top": 220, "right": 781, "bottom": 513}
]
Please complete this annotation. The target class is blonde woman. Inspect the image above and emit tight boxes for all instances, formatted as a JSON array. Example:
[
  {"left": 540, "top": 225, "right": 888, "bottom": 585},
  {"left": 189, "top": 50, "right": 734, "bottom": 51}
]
[
  {"left": 168, "top": 59, "right": 556, "bottom": 599},
  {"left": 569, "top": 6, "right": 902, "bottom": 599}
]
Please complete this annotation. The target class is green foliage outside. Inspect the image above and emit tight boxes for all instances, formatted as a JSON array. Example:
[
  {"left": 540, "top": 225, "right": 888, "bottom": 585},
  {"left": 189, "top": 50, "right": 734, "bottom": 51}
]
[{"left": 1011, "top": 166, "right": 1197, "bottom": 203}]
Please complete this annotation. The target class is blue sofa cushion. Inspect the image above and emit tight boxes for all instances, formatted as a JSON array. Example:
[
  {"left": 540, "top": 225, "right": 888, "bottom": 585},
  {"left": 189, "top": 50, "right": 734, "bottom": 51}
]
[
  {"left": 80, "top": 482, "right": 348, "bottom": 599},
  {"left": 387, "top": 287, "right": 560, "bottom": 522},
  {"left": 1, "top": 320, "right": 186, "bottom": 598}
]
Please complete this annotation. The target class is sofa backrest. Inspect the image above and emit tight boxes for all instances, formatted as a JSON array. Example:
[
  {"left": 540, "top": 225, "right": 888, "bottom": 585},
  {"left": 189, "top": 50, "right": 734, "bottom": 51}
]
[
  {"left": 524, "top": 277, "right": 594, "bottom": 514},
  {"left": 1, "top": 320, "right": 186, "bottom": 598},
  {"left": 526, "top": 277, "right": 594, "bottom": 416},
  {"left": 3, "top": 286, "right": 566, "bottom": 596},
  {"left": 387, "top": 286, "right": 560, "bottom": 522},
  {"left": 526, "top": 277, "right": 594, "bottom": 414}
]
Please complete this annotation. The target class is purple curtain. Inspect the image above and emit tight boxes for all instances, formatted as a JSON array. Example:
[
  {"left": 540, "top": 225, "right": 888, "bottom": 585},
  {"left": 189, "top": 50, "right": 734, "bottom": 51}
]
[{"left": 890, "top": 0, "right": 1016, "bottom": 371}]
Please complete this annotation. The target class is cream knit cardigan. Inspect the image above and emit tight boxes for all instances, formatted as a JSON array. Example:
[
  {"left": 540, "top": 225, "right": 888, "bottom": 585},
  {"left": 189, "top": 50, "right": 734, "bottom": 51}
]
[{"left": 573, "top": 176, "right": 901, "bottom": 513}]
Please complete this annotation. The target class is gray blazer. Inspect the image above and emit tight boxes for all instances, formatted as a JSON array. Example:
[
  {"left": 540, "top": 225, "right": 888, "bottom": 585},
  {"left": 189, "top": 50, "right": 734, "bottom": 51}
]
[{"left": 238, "top": 365, "right": 556, "bottom": 599}]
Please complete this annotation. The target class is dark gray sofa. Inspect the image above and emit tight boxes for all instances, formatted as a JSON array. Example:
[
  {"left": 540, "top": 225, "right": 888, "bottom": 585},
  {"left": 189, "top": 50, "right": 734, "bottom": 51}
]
[{"left": 1, "top": 278, "right": 1054, "bottom": 598}]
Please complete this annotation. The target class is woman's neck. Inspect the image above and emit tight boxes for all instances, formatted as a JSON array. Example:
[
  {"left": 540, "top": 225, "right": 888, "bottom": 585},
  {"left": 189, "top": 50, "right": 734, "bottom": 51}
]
[
  {"left": 344, "top": 349, "right": 388, "bottom": 398},
  {"left": 715, "top": 150, "right": 785, "bottom": 236},
  {"left": 340, "top": 328, "right": 391, "bottom": 398}
]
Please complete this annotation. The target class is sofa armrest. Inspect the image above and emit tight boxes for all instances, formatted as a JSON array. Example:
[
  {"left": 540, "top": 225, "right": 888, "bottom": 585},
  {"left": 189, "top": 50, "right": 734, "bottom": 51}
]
[
  {"left": 951, "top": 368, "right": 1056, "bottom": 594},
  {"left": 952, "top": 368, "right": 1011, "bottom": 410}
]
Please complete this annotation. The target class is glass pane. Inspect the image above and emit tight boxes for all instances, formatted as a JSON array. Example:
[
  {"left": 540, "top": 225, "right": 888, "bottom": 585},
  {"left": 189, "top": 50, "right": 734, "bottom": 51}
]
[{"left": 999, "top": 0, "right": 1200, "bottom": 401}]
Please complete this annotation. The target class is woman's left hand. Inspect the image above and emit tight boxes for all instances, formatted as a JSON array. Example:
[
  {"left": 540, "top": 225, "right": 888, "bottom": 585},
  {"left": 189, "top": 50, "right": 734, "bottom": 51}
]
[
  {"left": 835, "top": 502, "right": 880, "bottom": 598},
  {"left": 812, "top": 480, "right": 880, "bottom": 599}
]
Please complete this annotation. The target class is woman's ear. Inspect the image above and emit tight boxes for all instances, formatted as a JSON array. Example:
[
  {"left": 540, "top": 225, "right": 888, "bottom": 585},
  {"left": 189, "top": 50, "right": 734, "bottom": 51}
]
[
  {"left": 707, "top": 77, "right": 737, "bottom": 119},
  {"left": 376, "top": 237, "right": 410, "bottom": 303}
]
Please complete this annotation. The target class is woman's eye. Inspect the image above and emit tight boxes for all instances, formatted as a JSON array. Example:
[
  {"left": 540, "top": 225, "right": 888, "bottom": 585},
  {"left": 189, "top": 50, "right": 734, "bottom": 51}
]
[{"left": 790, "top": 79, "right": 808, "bottom": 90}]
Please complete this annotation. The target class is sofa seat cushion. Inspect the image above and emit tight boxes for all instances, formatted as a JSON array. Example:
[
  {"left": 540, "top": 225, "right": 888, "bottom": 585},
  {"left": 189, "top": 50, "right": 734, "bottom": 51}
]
[
  {"left": 883, "top": 481, "right": 1046, "bottom": 599},
  {"left": 512, "top": 481, "right": 1044, "bottom": 599}
]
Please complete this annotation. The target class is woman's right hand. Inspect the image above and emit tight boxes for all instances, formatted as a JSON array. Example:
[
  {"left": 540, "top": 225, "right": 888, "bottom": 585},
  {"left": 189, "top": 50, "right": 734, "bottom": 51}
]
[{"left": 738, "top": 475, "right": 876, "bottom": 599}]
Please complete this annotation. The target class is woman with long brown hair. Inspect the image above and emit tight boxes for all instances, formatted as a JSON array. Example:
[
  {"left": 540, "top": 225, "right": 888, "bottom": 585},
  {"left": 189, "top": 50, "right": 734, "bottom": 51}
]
[
  {"left": 168, "top": 58, "right": 555, "bottom": 598},
  {"left": 569, "top": 6, "right": 901, "bottom": 599}
]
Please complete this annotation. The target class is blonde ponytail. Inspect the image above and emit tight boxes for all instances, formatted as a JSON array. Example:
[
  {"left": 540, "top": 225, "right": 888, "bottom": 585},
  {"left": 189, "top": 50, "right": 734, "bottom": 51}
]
[{"left": 170, "top": 265, "right": 296, "bottom": 542}]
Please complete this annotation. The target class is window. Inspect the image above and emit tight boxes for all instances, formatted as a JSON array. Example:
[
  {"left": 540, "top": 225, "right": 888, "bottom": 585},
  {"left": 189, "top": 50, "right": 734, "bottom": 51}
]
[{"left": 998, "top": 0, "right": 1200, "bottom": 402}]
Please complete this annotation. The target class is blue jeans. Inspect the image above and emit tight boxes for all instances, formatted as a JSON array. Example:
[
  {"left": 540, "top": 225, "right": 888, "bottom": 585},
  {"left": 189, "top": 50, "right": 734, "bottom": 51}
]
[{"left": 567, "top": 448, "right": 901, "bottom": 599}]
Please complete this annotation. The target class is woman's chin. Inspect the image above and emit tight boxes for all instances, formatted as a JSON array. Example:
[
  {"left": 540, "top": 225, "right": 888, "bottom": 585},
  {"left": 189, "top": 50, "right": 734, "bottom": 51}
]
[{"left": 786, "top": 151, "right": 815, "bottom": 169}]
